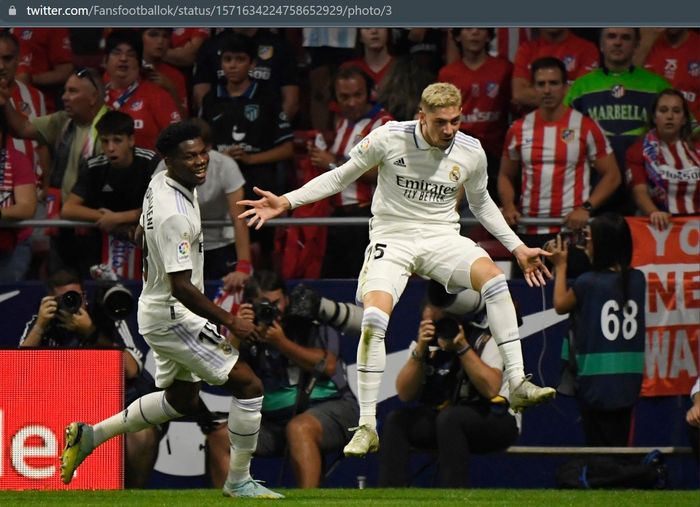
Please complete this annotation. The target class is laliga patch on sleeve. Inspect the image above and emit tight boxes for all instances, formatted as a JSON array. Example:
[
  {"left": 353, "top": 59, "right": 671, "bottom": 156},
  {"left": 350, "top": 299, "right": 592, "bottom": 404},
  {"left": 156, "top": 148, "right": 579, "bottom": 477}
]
[
  {"left": 177, "top": 240, "right": 191, "bottom": 261},
  {"left": 359, "top": 137, "right": 371, "bottom": 151}
]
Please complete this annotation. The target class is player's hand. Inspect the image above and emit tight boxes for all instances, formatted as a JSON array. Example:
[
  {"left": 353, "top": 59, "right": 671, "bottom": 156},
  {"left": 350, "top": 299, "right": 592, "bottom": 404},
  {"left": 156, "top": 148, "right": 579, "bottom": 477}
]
[
  {"left": 649, "top": 210, "right": 671, "bottom": 231},
  {"left": 237, "top": 187, "right": 290, "bottom": 230},
  {"left": 501, "top": 204, "right": 522, "bottom": 226},
  {"left": 513, "top": 244, "right": 553, "bottom": 288},
  {"left": 564, "top": 208, "right": 590, "bottom": 230},
  {"left": 222, "top": 271, "right": 249, "bottom": 292}
]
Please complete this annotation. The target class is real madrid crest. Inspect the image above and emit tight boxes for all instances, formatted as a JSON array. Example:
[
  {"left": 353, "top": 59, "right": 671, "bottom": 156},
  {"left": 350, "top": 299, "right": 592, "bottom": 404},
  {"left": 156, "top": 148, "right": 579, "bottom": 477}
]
[
  {"left": 219, "top": 341, "right": 234, "bottom": 355},
  {"left": 449, "top": 165, "right": 461, "bottom": 182}
]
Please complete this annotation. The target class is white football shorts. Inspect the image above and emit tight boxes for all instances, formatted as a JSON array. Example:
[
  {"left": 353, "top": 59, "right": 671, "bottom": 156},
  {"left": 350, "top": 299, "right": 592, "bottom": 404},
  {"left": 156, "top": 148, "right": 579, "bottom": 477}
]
[
  {"left": 356, "top": 221, "right": 490, "bottom": 307},
  {"left": 143, "top": 316, "right": 239, "bottom": 388}
]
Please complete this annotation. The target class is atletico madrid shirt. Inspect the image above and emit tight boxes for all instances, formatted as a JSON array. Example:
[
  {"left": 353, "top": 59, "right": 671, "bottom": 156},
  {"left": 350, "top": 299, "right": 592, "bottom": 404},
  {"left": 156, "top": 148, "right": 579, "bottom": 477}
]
[
  {"left": 438, "top": 56, "right": 512, "bottom": 157},
  {"left": 504, "top": 108, "right": 612, "bottom": 234},
  {"left": 644, "top": 31, "right": 700, "bottom": 121},
  {"left": 626, "top": 136, "right": 700, "bottom": 215},
  {"left": 565, "top": 67, "right": 670, "bottom": 168},
  {"left": 200, "top": 80, "right": 293, "bottom": 198},
  {"left": 105, "top": 80, "right": 181, "bottom": 150},
  {"left": 513, "top": 32, "right": 599, "bottom": 82},
  {"left": 330, "top": 104, "right": 393, "bottom": 206}
]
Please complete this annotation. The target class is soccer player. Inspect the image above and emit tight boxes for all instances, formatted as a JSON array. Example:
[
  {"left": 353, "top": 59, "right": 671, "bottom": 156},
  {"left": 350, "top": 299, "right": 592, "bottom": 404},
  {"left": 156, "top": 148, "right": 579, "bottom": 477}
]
[
  {"left": 239, "top": 82, "right": 556, "bottom": 457},
  {"left": 60, "top": 122, "right": 282, "bottom": 499}
]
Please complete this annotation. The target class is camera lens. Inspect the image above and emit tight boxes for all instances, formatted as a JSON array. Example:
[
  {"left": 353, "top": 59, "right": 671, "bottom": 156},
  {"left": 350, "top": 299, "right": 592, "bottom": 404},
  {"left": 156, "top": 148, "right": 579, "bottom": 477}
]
[{"left": 58, "top": 290, "right": 82, "bottom": 314}]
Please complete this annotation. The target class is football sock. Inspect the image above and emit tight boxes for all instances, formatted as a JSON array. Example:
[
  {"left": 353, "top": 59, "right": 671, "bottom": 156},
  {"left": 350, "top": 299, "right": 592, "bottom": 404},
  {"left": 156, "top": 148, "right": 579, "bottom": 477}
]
[
  {"left": 226, "top": 395, "right": 263, "bottom": 485},
  {"left": 357, "top": 307, "right": 389, "bottom": 429},
  {"left": 93, "top": 391, "right": 183, "bottom": 447},
  {"left": 481, "top": 274, "right": 525, "bottom": 383}
]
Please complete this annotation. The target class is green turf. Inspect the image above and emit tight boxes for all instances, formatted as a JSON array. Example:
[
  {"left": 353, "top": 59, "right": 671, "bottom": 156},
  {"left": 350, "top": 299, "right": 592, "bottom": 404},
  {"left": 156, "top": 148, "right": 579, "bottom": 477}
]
[{"left": 1, "top": 488, "right": 698, "bottom": 507}]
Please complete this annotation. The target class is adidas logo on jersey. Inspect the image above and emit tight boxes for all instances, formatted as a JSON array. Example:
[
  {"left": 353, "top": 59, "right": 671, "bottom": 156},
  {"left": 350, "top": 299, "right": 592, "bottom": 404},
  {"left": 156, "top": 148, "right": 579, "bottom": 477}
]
[{"left": 393, "top": 157, "right": 406, "bottom": 167}]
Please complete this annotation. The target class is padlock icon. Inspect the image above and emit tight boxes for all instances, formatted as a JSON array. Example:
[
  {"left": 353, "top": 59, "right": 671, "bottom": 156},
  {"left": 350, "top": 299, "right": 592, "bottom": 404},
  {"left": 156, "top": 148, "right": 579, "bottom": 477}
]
[{"left": 8, "top": 5, "right": 17, "bottom": 15}]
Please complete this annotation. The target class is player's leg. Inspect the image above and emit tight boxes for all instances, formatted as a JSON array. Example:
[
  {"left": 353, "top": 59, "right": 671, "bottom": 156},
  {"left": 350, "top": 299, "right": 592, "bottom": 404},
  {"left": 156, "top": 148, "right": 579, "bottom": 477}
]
[
  {"left": 220, "top": 360, "right": 283, "bottom": 499},
  {"left": 452, "top": 256, "right": 555, "bottom": 410},
  {"left": 60, "top": 336, "right": 199, "bottom": 485},
  {"left": 346, "top": 237, "right": 413, "bottom": 456}
]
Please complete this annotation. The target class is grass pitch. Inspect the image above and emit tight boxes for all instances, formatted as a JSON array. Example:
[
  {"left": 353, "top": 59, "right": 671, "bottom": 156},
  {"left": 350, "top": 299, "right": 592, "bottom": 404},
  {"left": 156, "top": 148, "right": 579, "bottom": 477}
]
[{"left": 2, "top": 488, "right": 698, "bottom": 507}]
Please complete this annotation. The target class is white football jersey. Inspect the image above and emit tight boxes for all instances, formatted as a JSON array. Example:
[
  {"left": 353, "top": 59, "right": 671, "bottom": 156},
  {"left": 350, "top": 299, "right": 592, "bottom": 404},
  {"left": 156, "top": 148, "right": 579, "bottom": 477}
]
[
  {"left": 349, "top": 120, "right": 486, "bottom": 226},
  {"left": 138, "top": 171, "right": 204, "bottom": 334}
]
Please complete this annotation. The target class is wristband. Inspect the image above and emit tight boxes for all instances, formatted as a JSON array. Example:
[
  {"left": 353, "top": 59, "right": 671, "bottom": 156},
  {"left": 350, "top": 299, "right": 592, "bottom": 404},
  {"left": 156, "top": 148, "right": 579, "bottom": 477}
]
[
  {"left": 410, "top": 349, "right": 424, "bottom": 362},
  {"left": 580, "top": 200, "right": 593, "bottom": 212},
  {"left": 235, "top": 260, "right": 252, "bottom": 275},
  {"left": 456, "top": 344, "right": 471, "bottom": 356}
]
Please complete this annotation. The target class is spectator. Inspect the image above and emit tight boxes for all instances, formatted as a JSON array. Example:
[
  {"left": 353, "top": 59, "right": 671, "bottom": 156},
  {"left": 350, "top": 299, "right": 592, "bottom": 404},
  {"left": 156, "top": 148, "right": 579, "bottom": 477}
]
[
  {"left": 307, "top": 66, "right": 393, "bottom": 278},
  {"left": 192, "top": 28, "right": 299, "bottom": 120},
  {"left": 342, "top": 28, "right": 395, "bottom": 101},
  {"left": 626, "top": 88, "right": 699, "bottom": 230},
  {"left": 512, "top": 28, "right": 599, "bottom": 110},
  {"left": 0, "top": 32, "right": 48, "bottom": 188},
  {"left": 103, "top": 30, "right": 181, "bottom": 150},
  {"left": 155, "top": 118, "right": 251, "bottom": 288},
  {"left": 439, "top": 28, "right": 512, "bottom": 202},
  {"left": 0, "top": 66, "right": 107, "bottom": 205},
  {"left": 499, "top": 57, "right": 620, "bottom": 278},
  {"left": 636, "top": 28, "right": 700, "bottom": 122},
  {"left": 141, "top": 28, "right": 188, "bottom": 116},
  {"left": 166, "top": 28, "right": 210, "bottom": 69},
  {"left": 206, "top": 272, "right": 359, "bottom": 488},
  {"left": 11, "top": 27, "right": 74, "bottom": 112},
  {"left": 19, "top": 268, "right": 162, "bottom": 487},
  {"left": 565, "top": 28, "right": 670, "bottom": 214},
  {"left": 0, "top": 112, "right": 38, "bottom": 281},
  {"left": 60, "top": 111, "right": 159, "bottom": 278},
  {"left": 377, "top": 55, "right": 435, "bottom": 122},
  {"left": 550, "top": 213, "right": 645, "bottom": 446},
  {"left": 391, "top": 28, "right": 445, "bottom": 75},
  {"left": 687, "top": 377, "right": 700, "bottom": 462},
  {"left": 302, "top": 28, "right": 357, "bottom": 132},
  {"left": 199, "top": 33, "right": 293, "bottom": 271},
  {"left": 378, "top": 298, "right": 520, "bottom": 487}
]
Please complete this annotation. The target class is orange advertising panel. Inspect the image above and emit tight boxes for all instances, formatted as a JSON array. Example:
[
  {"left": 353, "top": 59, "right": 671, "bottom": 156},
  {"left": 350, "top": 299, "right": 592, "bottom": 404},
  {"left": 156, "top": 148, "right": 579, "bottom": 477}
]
[
  {"left": 628, "top": 217, "right": 700, "bottom": 396},
  {"left": 0, "top": 350, "right": 123, "bottom": 489}
]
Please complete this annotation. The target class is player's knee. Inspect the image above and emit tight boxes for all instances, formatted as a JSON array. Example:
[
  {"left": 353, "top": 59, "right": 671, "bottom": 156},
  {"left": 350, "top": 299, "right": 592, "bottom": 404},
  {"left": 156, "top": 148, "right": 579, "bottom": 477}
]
[
  {"left": 361, "top": 306, "right": 390, "bottom": 335},
  {"left": 232, "top": 374, "right": 263, "bottom": 399}
]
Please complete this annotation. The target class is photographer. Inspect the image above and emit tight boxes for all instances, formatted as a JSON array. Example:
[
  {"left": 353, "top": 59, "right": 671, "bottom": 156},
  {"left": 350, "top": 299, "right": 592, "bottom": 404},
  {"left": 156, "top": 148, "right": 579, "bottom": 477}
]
[
  {"left": 19, "top": 269, "right": 163, "bottom": 488},
  {"left": 378, "top": 300, "right": 520, "bottom": 488},
  {"left": 206, "top": 270, "right": 358, "bottom": 489},
  {"left": 550, "top": 213, "right": 645, "bottom": 446}
]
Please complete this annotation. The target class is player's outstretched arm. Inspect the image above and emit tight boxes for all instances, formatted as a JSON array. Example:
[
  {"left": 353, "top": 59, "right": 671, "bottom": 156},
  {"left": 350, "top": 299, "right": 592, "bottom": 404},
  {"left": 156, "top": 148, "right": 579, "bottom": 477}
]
[
  {"left": 513, "top": 244, "right": 553, "bottom": 288},
  {"left": 237, "top": 186, "right": 291, "bottom": 230}
]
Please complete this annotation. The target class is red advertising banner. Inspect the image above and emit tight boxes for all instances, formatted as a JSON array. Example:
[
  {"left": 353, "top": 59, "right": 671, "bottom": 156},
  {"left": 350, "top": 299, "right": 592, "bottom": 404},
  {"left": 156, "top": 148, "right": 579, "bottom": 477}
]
[
  {"left": 0, "top": 350, "right": 123, "bottom": 490},
  {"left": 628, "top": 216, "right": 700, "bottom": 397}
]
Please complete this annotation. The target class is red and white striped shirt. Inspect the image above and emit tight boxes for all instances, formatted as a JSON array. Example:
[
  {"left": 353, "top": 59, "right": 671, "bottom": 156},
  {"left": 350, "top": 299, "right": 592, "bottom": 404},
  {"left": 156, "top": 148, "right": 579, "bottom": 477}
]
[
  {"left": 504, "top": 108, "right": 612, "bottom": 234},
  {"left": 9, "top": 80, "right": 45, "bottom": 180},
  {"left": 626, "top": 137, "right": 700, "bottom": 215},
  {"left": 330, "top": 105, "right": 393, "bottom": 206}
]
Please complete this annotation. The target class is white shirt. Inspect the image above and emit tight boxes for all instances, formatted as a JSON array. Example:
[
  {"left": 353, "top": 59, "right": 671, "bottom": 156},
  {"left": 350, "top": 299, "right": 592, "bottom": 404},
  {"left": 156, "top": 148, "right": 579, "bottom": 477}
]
[
  {"left": 138, "top": 171, "right": 204, "bottom": 334},
  {"left": 286, "top": 120, "right": 523, "bottom": 252},
  {"left": 155, "top": 150, "right": 245, "bottom": 250}
]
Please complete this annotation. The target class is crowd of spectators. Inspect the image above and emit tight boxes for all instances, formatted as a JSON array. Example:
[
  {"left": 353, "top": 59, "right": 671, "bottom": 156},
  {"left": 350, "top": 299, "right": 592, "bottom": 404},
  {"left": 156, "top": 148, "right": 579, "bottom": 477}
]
[{"left": 0, "top": 27, "right": 697, "bottom": 282}]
